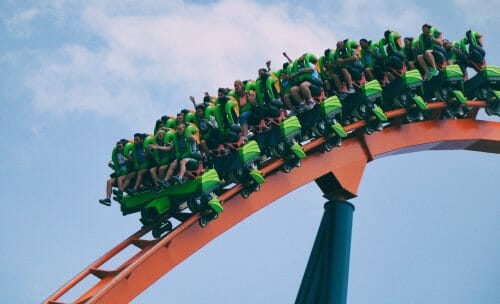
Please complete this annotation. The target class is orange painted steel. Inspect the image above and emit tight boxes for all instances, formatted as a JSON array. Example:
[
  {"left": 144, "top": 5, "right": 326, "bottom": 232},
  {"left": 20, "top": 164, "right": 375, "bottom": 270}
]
[{"left": 45, "top": 101, "right": 500, "bottom": 304}]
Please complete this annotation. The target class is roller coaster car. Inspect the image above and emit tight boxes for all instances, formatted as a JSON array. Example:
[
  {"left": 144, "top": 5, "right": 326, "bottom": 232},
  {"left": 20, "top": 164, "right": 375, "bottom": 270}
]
[
  {"left": 464, "top": 65, "right": 500, "bottom": 116},
  {"left": 210, "top": 140, "right": 265, "bottom": 199},
  {"left": 119, "top": 169, "right": 222, "bottom": 237},
  {"left": 382, "top": 69, "right": 428, "bottom": 122},
  {"left": 276, "top": 116, "right": 306, "bottom": 173},
  {"left": 342, "top": 80, "right": 388, "bottom": 134},
  {"left": 423, "top": 64, "right": 468, "bottom": 118},
  {"left": 297, "top": 95, "right": 347, "bottom": 150}
]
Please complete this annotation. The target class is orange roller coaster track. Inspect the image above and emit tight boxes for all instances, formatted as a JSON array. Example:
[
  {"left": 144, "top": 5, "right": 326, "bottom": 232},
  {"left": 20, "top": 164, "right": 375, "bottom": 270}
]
[{"left": 45, "top": 101, "right": 500, "bottom": 304}]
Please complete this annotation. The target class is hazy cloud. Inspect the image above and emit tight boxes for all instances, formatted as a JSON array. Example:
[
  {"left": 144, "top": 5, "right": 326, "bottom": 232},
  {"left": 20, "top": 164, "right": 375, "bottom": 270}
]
[
  {"left": 26, "top": 0, "right": 422, "bottom": 126},
  {"left": 453, "top": 0, "right": 500, "bottom": 26},
  {"left": 3, "top": 8, "right": 39, "bottom": 38}
]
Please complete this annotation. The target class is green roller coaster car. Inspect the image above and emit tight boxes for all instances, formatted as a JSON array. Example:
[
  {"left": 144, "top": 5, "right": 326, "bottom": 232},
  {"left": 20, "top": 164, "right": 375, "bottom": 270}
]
[
  {"left": 276, "top": 116, "right": 306, "bottom": 172},
  {"left": 211, "top": 139, "right": 264, "bottom": 199},
  {"left": 382, "top": 69, "right": 428, "bottom": 122},
  {"left": 120, "top": 169, "right": 222, "bottom": 237},
  {"left": 343, "top": 80, "right": 387, "bottom": 134},
  {"left": 310, "top": 96, "right": 347, "bottom": 150},
  {"left": 424, "top": 64, "right": 467, "bottom": 118},
  {"left": 237, "top": 140, "right": 265, "bottom": 198},
  {"left": 320, "top": 96, "right": 348, "bottom": 137},
  {"left": 464, "top": 65, "right": 500, "bottom": 116}
]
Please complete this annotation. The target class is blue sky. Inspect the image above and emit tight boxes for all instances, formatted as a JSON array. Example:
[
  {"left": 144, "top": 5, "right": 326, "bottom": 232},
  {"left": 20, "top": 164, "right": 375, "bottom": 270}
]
[{"left": 1, "top": 0, "right": 499, "bottom": 303}]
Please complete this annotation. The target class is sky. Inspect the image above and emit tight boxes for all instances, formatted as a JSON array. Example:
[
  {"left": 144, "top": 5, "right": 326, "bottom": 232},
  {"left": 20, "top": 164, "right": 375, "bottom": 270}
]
[{"left": 0, "top": 0, "right": 499, "bottom": 303}]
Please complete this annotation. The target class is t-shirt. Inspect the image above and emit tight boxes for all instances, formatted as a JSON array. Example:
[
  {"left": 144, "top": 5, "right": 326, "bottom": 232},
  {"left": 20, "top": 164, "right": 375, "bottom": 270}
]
[
  {"left": 136, "top": 147, "right": 146, "bottom": 165},
  {"left": 116, "top": 152, "right": 127, "bottom": 171},
  {"left": 177, "top": 135, "right": 188, "bottom": 157}
]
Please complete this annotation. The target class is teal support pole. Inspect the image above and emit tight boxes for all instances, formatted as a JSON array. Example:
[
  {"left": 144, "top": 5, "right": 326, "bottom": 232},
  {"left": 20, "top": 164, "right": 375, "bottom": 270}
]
[{"left": 295, "top": 200, "right": 355, "bottom": 304}]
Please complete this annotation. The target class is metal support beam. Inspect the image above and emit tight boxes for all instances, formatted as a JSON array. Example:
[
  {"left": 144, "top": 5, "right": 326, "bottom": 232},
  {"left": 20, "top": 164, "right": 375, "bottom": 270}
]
[{"left": 296, "top": 200, "right": 355, "bottom": 304}]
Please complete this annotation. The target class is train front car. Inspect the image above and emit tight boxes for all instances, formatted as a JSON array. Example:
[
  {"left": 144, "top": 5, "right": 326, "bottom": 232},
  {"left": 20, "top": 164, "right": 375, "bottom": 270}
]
[{"left": 120, "top": 168, "right": 222, "bottom": 237}]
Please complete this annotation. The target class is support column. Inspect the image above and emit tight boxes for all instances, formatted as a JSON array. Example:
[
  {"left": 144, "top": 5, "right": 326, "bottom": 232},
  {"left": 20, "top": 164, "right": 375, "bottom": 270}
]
[{"left": 295, "top": 200, "right": 355, "bottom": 304}]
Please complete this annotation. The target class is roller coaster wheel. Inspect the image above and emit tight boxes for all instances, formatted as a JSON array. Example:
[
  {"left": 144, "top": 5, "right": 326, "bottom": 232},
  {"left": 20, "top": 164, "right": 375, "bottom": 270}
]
[
  {"left": 152, "top": 228, "right": 161, "bottom": 239},
  {"left": 397, "top": 92, "right": 412, "bottom": 108},
  {"left": 295, "top": 159, "right": 301, "bottom": 168},
  {"left": 241, "top": 187, "right": 251, "bottom": 199},
  {"left": 211, "top": 211, "right": 219, "bottom": 220},
  {"left": 359, "top": 103, "right": 367, "bottom": 114},
  {"left": 436, "top": 87, "right": 450, "bottom": 102},
  {"left": 188, "top": 195, "right": 205, "bottom": 213},
  {"left": 199, "top": 216, "right": 209, "bottom": 228},
  {"left": 311, "top": 126, "right": 321, "bottom": 137},
  {"left": 324, "top": 142, "right": 333, "bottom": 152},
  {"left": 277, "top": 142, "right": 286, "bottom": 155},
  {"left": 485, "top": 107, "right": 493, "bottom": 116},
  {"left": 282, "top": 162, "right": 292, "bottom": 173},
  {"left": 315, "top": 121, "right": 328, "bottom": 136},
  {"left": 478, "top": 87, "right": 492, "bottom": 100}
]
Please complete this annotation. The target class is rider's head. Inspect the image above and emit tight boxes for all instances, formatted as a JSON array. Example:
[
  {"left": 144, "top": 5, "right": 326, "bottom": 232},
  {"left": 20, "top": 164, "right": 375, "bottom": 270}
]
[
  {"left": 422, "top": 24, "right": 432, "bottom": 34},
  {"left": 176, "top": 123, "right": 186, "bottom": 136},
  {"left": 359, "top": 39, "right": 369, "bottom": 50}
]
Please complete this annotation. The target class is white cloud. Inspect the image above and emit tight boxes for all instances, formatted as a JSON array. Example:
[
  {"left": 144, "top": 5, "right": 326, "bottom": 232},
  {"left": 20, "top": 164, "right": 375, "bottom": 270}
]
[
  {"left": 26, "top": 0, "right": 423, "bottom": 127},
  {"left": 4, "top": 8, "right": 39, "bottom": 38}
]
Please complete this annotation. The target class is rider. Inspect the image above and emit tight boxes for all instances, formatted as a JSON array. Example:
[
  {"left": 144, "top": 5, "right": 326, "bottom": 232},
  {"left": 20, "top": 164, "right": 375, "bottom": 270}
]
[
  {"left": 403, "top": 37, "right": 418, "bottom": 70},
  {"left": 378, "top": 30, "right": 405, "bottom": 82},
  {"left": 359, "top": 38, "right": 384, "bottom": 82},
  {"left": 229, "top": 80, "right": 259, "bottom": 138},
  {"left": 318, "top": 48, "right": 337, "bottom": 97},
  {"left": 444, "top": 39, "right": 467, "bottom": 74},
  {"left": 256, "top": 68, "right": 285, "bottom": 114},
  {"left": 148, "top": 129, "right": 173, "bottom": 189},
  {"left": 332, "top": 39, "right": 363, "bottom": 94},
  {"left": 163, "top": 123, "right": 198, "bottom": 185},
  {"left": 129, "top": 133, "right": 150, "bottom": 195},
  {"left": 417, "top": 24, "right": 444, "bottom": 80},
  {"left": 463, "top": 29, "right": 486, "bottom": 70},
  {"left": 99, "top": 139, "right": 136, "bottom": 206},
  {"left": 286, "top": 53, "right": 321, "bottom": 110},
  {"left": 210, "top": 88, "right": 241, "bottom": 145}
]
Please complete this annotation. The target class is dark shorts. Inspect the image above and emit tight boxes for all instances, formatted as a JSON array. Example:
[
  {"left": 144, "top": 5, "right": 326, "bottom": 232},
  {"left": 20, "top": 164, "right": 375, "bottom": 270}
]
[{"left": 345, "top": 61, "right": 364, "bottom": 81}]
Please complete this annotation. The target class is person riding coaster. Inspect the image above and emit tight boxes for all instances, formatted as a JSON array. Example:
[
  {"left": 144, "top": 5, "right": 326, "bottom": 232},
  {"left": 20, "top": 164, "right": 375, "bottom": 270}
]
[
  {"left": 377, "top": 31, "right": 428, "bottom": 122},
  {"left": 112, "top": 133, "right": 151, "bottom": 197},
  {"left": 148, "top": 129, "right": 175, "bottom": 191},
  {"left": 403, "top": 37, "right": 418, "bottom": 71},
  {"left": 331, "top": 41, "right": 388, "bottom": 133},
  {"left": 161, "top": 123, "right": 201, "bottom": 186},
  {"left": 247, "top": 66, "right": 306, "bottom": 169},
  {"left": 209, "top": 89, "right": 242, "bottom": 156},
  {"left": 378, "top": 30, "right": 407, "bottom": 84},
  {"left": 359, "top": 39, "right": 386, "bottom": 83},
  {"left": 462, "top": 30, "right": 486, "bottom": 72},
  {"left": 99, "top": 139, "right": 136, "bottom": 206},
  {"left": 417, "top": 24, "right": 445, "bottom": 80},
  {"left": 332, "top": 39, "right": 364, "bottom": 95},
  {"left": 289, "top": 53, "right": 324, "bottom": 111},
  {"left": 444, "top": 39, "right": 468, "bottom": 76}
]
